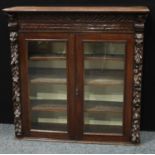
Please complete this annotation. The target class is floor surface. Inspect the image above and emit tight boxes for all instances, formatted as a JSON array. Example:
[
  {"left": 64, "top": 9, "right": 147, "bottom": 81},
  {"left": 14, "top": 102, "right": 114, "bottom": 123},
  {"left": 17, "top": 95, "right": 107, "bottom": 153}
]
[{"left": 0, "top": 124, "right": 155, "bottom": 154}]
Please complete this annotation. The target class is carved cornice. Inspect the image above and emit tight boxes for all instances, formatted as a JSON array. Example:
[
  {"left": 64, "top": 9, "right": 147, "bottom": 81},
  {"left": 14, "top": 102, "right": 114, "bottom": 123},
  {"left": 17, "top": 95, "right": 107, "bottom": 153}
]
[
  {"left": 19, "top": 13, "right": 135, "bottom": 22},
  {"left": 9, "top": 16, "right": 22, "bottom": 136}
]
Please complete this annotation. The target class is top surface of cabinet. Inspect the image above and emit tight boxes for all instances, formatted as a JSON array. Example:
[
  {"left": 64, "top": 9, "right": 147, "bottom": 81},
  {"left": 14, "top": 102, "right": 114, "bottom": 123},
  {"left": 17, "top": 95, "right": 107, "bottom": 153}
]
[{"left": 3, "top": 6, "right": 150, "bottom": 13}]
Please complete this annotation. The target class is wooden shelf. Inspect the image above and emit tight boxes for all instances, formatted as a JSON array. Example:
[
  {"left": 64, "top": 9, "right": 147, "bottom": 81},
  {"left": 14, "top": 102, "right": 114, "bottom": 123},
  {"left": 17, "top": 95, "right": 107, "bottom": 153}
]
[
  {"left": 29, "top": 55, "right": 66, "bottom": 61},
  {"left": 29, "top": 55, "right": 123, "bottom": 61},
  {"left": 31, "top": 122, "right": 122, "bottom": 134},
  {"left": 31, "top": 99, "right": 66, "bottom": 112},
  {"left": 85, "top": 100, "right": 122, "bottom": 113},
  {"left": 30, "top": 93, "right": 67, "bottom": 100},
  {"left": 30, "top": 93, "right": 123, "bottom": 102},
  {"left": 32, "top": 122, "right": 67, "bottom": 132},
  {"left": 30, "top": 77, "right": 123, "bottom": 85},
  {"left": 85, "top": 105, "right": 122, "bottom": 113},
  {"left": 85, "top": 70, "right": 124, "bottom": 86},
  {"left": 30, "top": 77, "right": 66, "bottom": 84},
  {"left": 85, "top": 55, "right": 124, "bottom": 61},
  {"left": 31, "top": 100, "right": 122, "bottom": 113},
  {"left": 32, "top": 104, "right": 122, "bottom": 113},
  {"left": 29, "top": 68, "right": 124, "bottom": 86},
  {"left": 85, "top": 94, "right": 123, "bottom": 102},
  {"left": 29, "top": 68, "right": 66, "bottom": 84},
  {"left": 85, "top": 78, "right": 123, "bottom": 86},
  {"left": 84, "top": 124, "right": 122, "bottom": 134},
  {"left": 85, "top": 119, "right": 122, "bottom": 126},
  {"left": 32, "top": 103, "right": 66, "bottom": 112}
]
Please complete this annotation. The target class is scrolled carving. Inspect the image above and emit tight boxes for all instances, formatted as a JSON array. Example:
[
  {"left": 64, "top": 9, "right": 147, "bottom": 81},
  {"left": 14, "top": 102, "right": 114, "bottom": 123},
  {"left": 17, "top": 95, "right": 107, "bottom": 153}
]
[
  {"left": 133, "top": 64, "right": 143, "bottom": 88},
  {"left": 130, "top": 13, "right": 149, "bottom": 143},
  {"left": 131, "top": 27, "right": 144, "bottom": 143},
  {"left": 9, "top": 17, "right": 22, "bottom": 136},
  {"left": 135, "top": 34, "right": 144, "bottom": 64},
  {"left": 10, "top": 32, "right": 18, "bottom": 43}
]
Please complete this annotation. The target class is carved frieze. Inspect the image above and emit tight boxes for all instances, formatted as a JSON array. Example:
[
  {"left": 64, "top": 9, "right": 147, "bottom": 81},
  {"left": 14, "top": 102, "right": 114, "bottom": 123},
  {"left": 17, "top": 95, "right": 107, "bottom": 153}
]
[{"left": 18, "top": 13, "right": 135, "bottom": 33}]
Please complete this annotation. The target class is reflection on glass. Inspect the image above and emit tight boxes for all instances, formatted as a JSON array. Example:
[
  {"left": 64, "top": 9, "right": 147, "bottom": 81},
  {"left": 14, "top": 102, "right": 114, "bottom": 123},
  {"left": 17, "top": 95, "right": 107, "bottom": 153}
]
[
  {"left": 28, "top": 40, "right": 67, "bottom": 131},
  {"left": 84, "top": 42, "right": 125, "bottom": 56},
  {"left": 84, "top": 41, "right": 126, "bottom": 134},
  {"left": 28, "top": 41, "right": 66, "bottom": 57}
]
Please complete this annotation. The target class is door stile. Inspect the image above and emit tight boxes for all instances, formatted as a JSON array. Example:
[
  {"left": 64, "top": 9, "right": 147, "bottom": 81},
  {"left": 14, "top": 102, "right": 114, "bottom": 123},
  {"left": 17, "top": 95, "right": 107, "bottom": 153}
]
[
  {"left": 67, "top": 34, "right": 77, "bottom": 139},
  {"left": 19, "top": 33, "right": 31, "bottom": 136},
  {"left": 75, "top": 34, "right": 84, "bottom": 139},
  {"left": 122, "top": 36, "right": 134, "bottom": 138}
]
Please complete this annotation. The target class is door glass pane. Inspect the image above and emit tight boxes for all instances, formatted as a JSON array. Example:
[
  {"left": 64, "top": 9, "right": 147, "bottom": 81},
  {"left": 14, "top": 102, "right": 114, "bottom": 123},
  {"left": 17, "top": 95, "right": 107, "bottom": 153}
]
[
  {"left": 84, "top": 41, "right": 126, "bottom": 134},
  {"left": 28, "top": 40, "right": 67, "bottom": 131}
]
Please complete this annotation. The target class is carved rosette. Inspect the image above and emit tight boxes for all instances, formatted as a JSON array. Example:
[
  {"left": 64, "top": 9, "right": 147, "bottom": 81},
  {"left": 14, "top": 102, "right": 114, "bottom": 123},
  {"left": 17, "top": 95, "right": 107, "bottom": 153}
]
[
  {"left": 9, "top": 17, "right": 22, "bottom": 136},
  {"left": 131, "top": 18, "right": 145, "bottom": 143}
]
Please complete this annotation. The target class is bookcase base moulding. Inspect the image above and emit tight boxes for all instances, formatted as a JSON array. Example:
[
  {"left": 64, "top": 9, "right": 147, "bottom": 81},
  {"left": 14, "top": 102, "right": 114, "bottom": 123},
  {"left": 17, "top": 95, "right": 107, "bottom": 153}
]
[{"left": 3, "top": 6, "right": 149, "bottom": 144}]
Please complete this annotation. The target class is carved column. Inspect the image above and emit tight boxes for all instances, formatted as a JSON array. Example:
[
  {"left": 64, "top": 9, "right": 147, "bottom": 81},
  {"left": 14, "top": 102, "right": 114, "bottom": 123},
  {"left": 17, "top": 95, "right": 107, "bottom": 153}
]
[
  {"left": 131, "top": 15, "right": 147, "bottom": 143},
  {"left": 9, "top": 15, "right": 22, "bottom": 136}
]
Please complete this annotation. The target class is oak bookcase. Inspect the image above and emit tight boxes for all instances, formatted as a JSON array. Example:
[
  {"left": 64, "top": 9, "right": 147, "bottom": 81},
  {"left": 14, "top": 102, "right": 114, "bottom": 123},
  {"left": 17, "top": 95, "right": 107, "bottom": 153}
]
[{"left": 3, "top": 6, "right": 149, "bottom": 144}]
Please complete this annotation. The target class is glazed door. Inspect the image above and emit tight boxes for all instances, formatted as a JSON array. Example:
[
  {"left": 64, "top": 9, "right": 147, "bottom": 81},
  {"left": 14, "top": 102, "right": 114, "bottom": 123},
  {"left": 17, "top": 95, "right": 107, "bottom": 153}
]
[
  {"left": 19, "top": 33, "right": 75, "bottom": 139},
  {"left": 19, "top": 32, "right": 134, "bottom": 142},
  {"left": 76, "top": 33, "right": 134, "bottom": 142}
]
